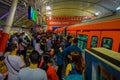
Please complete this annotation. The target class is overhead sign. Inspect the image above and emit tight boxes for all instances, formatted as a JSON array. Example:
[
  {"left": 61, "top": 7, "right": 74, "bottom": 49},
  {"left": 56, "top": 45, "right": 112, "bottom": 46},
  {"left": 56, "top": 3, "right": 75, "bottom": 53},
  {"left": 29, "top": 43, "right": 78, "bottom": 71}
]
[
  {"left": 46, "top": 16, "right": 82, "bottom": 26},
  {"left": 28, "top": 6, "right": 37, "bottom": 22}
]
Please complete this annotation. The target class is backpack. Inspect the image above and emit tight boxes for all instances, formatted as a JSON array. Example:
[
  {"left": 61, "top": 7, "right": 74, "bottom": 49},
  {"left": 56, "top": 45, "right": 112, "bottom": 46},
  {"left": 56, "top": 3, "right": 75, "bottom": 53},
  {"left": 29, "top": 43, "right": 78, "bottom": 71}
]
[
  {"left": 64, "top": 74, "right": 83, "bottom": 80},
  {"left": 64, "top": 64, "right": 83, "bottom": 80},
  {"left": 69, "top": 64, "right": 78, "bottom": 75}
]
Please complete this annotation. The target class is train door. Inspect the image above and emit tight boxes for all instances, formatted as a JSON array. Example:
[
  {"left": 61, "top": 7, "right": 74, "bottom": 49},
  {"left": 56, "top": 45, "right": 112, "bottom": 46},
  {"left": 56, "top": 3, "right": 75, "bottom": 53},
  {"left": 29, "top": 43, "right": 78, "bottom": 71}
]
[
  {"left": 77, "top": 34, "right": 88, "bottom": 52},
  {"left": 77, "top": 30, "right": 90, "bottom": 52}
]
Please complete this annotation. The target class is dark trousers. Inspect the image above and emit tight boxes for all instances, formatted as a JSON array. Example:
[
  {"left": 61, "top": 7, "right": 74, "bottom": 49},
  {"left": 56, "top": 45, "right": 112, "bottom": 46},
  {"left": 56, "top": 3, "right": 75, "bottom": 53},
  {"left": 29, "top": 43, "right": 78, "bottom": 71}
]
[{"left": 57, "top": 65, "right": 63, "bottom": 80}]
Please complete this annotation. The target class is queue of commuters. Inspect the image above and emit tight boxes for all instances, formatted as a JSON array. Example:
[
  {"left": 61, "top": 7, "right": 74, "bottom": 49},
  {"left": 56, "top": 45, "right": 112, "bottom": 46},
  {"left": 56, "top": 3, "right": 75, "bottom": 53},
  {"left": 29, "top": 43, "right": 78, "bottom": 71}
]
[{"left": 0, "top": 31, "right": 85, "bottom": 80}]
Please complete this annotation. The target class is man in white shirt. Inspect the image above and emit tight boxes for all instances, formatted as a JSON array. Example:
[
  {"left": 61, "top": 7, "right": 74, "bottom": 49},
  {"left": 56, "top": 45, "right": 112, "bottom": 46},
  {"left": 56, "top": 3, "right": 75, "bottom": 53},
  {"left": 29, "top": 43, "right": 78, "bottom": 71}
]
[
  {"left": 4, "top": 44, "right": 25, "bottom": 80},
  {"left": 46, "top": 36, "right": 52, "bottom": 52},
  {"left": 35, "top": 39, "right": 43, "bottom": 55},
  {"left": 18, "top": 50, "right": 47, "bottom": 80}
]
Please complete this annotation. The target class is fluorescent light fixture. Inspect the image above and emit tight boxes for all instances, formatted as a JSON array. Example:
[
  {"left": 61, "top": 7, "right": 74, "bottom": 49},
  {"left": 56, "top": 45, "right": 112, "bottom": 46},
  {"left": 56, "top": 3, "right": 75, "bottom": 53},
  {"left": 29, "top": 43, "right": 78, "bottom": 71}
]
[
  {"left": 95, "top": 11, "right": 100, "bottom": 16},
  {"left": 116, "top": 6, "right": 120, "bottom": 10},
  {"left": 47, "top": 12, "right": 51, "bottom": 14},
  {"left": 95, "top": 12, "right": 99, "bottom": 15},
  {"left": 46, "top": 6, "right": 51, "bottom": 10}
]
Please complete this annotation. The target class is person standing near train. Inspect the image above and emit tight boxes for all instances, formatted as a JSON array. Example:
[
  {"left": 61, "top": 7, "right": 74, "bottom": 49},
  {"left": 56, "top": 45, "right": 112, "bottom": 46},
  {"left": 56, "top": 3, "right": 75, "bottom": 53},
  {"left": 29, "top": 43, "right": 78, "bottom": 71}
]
[
  {"left": 64, "top": 51, "right": 84, "bottom": 80},
  {"left": 62, "top": 38, "right": 82, "bottom": 77},
  {"left": 62, "top": 38, "right": 82, "bottom": 56}
]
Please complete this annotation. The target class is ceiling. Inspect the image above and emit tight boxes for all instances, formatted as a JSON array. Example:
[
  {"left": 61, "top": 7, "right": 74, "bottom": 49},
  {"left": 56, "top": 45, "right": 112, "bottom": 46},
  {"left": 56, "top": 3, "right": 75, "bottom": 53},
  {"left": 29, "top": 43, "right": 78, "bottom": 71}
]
[
  {"left": 39, "top": 0, "right": 120, "bottom": 16},
  {"left": 0, "top": 0, "right": 120, "bottom": 28},
  {"left": 0, "top": 0, "right": 33, "bottom": 28}
]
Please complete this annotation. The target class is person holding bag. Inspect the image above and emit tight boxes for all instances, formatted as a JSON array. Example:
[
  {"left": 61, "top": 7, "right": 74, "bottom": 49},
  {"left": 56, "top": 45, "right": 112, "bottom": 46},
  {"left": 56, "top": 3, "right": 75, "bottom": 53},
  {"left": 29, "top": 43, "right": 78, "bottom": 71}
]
[{"left": 4, "top": 43, "right": 25, "bottom": 80}]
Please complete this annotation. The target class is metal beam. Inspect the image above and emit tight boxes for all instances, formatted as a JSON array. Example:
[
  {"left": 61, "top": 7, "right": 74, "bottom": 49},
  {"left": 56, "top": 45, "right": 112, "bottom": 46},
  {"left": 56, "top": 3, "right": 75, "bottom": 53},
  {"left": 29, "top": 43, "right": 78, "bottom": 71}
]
[
  {"left": 0, "top": 0, "right": 11, "bottom": 6},
  {"left": 14, "top": 13, "right": 28, "bottom": 25},
  {"left": 16, "top": 19, "right": 28, "bottom": 25},
  {"left": 0, "top": 12, "right": 9, "bottom": 19}
]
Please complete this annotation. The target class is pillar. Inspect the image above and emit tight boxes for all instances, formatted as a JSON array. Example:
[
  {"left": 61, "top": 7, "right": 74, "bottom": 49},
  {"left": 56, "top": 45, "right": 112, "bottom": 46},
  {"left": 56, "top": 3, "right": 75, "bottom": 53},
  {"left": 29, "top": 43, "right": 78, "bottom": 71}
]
[{"left": 0, "top": 0, "right": 18, "bottom": 55}]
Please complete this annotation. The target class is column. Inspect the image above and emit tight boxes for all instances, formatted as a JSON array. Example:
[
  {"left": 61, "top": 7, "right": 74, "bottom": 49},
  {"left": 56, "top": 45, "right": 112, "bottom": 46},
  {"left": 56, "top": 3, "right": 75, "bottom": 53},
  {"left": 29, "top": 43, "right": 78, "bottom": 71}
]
[{"left": 0, "top": 0, "right": 18, "bottom": 55}]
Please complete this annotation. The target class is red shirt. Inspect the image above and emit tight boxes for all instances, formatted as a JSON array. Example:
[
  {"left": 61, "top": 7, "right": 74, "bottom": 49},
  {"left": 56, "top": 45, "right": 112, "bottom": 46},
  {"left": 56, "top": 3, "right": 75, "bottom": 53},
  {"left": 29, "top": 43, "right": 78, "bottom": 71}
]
[{"left": 46, "top": 65, "right": 58, "bottom": 80}]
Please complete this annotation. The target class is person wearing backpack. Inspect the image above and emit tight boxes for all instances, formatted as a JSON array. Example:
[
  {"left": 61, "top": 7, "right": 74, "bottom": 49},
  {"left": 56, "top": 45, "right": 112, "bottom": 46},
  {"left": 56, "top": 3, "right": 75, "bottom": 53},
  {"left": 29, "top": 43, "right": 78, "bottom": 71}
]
[
  {"left": 64, "top": 51, "right": 84, "bottom": 80},
  {"left": 62, "top": 38, "right": 82, "bottom": 76}
]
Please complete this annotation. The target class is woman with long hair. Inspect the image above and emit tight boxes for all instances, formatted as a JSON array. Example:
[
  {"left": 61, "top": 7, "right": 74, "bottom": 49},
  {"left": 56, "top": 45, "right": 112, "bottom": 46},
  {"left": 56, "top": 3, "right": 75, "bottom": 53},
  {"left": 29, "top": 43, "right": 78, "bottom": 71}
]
[{"left": 65, "top": 51, "right": 84, "bottom": 80}]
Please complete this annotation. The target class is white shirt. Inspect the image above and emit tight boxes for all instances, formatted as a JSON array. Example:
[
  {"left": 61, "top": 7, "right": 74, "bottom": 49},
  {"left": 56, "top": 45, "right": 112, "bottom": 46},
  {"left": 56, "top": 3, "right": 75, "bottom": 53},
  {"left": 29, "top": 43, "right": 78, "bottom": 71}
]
[
  {"left": 4, "top": 51, "right": 10, "bottom": 58},
  {"left": 46, "top": 39, "right": 52, "bottom": 51},
  {"left": 18, "top": 67, "right": 47, "bottom": 80},
  {"left": 35, "top": 43, "right": 43, "bottom": 55},
  {"left": 0, "top": 74, "right": 4, "bottom": 80},
  {"left": 4, "top": 55, "right": 25, "bottom": 80}
]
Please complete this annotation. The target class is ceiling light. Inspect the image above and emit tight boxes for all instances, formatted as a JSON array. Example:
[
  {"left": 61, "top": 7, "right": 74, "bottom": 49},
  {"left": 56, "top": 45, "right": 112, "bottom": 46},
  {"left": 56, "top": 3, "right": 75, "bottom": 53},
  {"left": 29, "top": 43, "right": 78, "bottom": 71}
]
[
  {"left": 95, "top": 11, "right": 100, "bottom": 16},
  {"left": 116, "top": 6, "right": 120, "bottom": 10},
  {"left": 95, "top": 12, "right": 99, "bottom": 15},
  {"left": 47, "top": 12, "right": 51, "bottom": 14},
  {"left": 46, "top": 6, "right": 51, "bottom": 10}
]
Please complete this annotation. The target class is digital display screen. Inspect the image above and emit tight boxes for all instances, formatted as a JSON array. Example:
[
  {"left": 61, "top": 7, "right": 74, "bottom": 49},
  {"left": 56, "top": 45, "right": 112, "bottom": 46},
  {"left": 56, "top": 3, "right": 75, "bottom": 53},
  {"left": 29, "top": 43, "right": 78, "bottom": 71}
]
[{"left": 28, "top": 6, "right": 37, "bottom": 22}]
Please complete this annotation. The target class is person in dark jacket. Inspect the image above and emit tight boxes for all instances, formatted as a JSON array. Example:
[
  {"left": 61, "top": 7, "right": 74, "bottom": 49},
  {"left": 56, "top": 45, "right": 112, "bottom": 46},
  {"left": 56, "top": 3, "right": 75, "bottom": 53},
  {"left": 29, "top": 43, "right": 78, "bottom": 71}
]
[
  {"left": 62, "top": 38, "right": 82, "bottom": 57},
  {"left": 56, "top": 47, "right": 64, "bottom": 80},
  {"left": 62, "top": 38, "right": 82, "bottom": 77},
  {"left": 65, "top": 36, "right": 73, "bottom": 48}
]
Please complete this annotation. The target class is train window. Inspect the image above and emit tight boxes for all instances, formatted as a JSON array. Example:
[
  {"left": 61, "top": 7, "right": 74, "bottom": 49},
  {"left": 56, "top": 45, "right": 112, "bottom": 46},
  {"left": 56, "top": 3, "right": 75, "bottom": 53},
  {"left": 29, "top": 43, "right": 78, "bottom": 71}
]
[
  {"left": 78, "top": 34, "right": 88, "bottom": 52},
  {"left": 101, "top": 37, "right": 113, "bottom": 49},
  {"left": 91, "top": 36, "right": 98, "bottom": 48}
]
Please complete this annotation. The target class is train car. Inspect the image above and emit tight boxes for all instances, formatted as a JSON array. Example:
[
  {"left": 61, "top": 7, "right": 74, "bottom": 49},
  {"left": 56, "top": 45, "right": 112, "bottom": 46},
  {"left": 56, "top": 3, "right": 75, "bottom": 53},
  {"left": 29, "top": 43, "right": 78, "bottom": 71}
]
[
  {"left": 55, "top": 27, "right": 64, "bottom": 33},
  {"left": 85, "top": 48, "right": 120, "bottom": 80},
  {"left": 66, "top": 15, "right": 120, "bottom": 52}
]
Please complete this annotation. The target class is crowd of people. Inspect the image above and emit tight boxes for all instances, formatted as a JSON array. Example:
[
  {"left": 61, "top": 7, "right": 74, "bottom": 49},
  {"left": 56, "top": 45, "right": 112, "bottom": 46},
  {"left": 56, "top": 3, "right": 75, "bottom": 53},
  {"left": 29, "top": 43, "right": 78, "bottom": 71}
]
[{"left": 0, "top": 31, "right": 85, "bottom": 80}]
